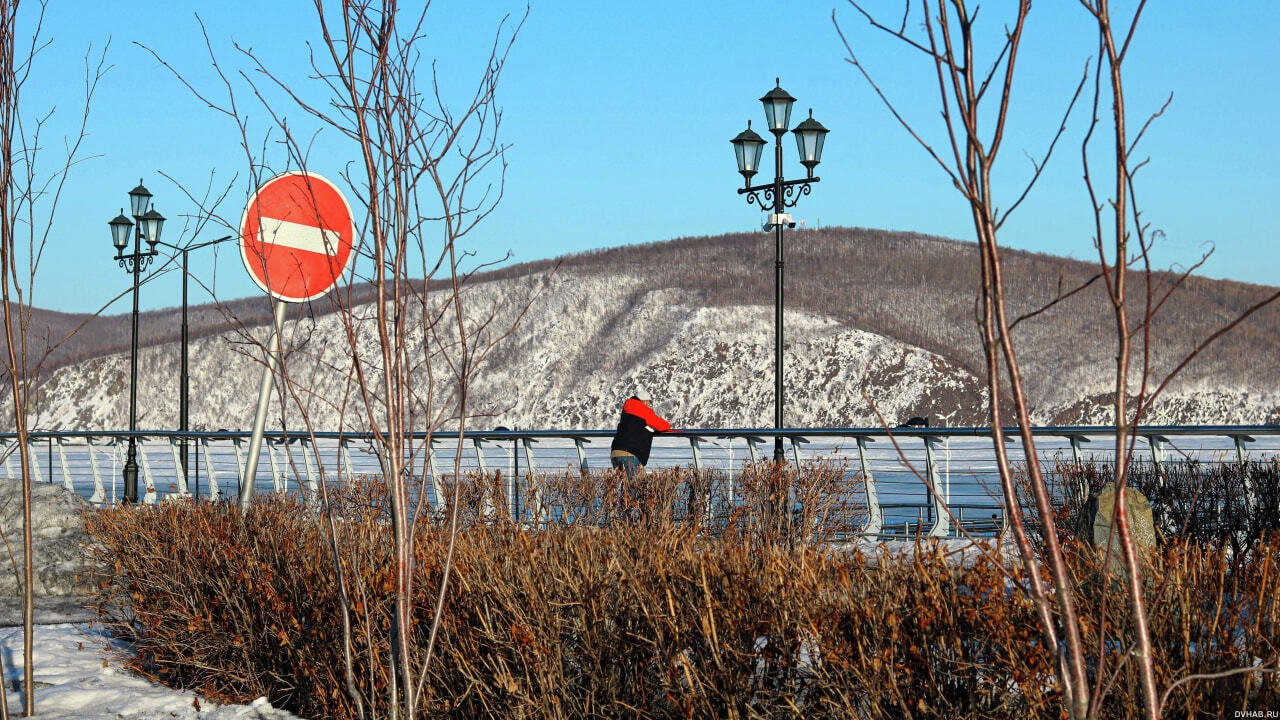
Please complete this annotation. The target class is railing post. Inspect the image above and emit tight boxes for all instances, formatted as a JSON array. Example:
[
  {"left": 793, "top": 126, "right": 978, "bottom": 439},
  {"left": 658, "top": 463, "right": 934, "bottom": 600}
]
[
  {"left": 1145, "top": 434, "right": 1169, "bottom": 487},
  {"left": 786, "top": 436, "right": 808, "bottom": 539},
  {"left": 688, "top": 435, "right": 704, "bottom": 472},
  {"left": 340, "top": 438, "right": 355, "bottom": 484},
  {"left": 1232, "top": 434, "right": 1257, "bottom": 514},
  {"left": 521, "top": 437, "right": 540, "bottom": 476},
  {"left": 789, "top": 436, "right": 809, "bottom": 470},
  {"left": 744, "top": 436, "right": 764, "bottom": 464},
  {"left": 1146, "top": 435, "right": 1166, "bottom": 466},
  {"left": 112, "top": 440, "right": 125, "bottom": 504},
  {"left": 232, "top": 437, "right": 248, "bottom": 497},
  {"left": 925, "top": 435, "right": 950, "bottom": 537},
  {"left": 572, "top": 437, "right": 590, "bottom": 474},
  {"left": 521, "top": 438, "right": 543, "bottom": 526},
  {"left": 471, "top": 437, "right": 496, "bottom": 519},
  {"left": 1068, "top": 434, "right": 1089, "bottom": 466},
  {"left": 428, "top": 438, "right": 445, "bottom": 517},
  {"left": 168, "top": 438, "right": 189, "bottom": 497},
  {"left": 1233, "top": 434, "right": 1254, "bottom": 466},
  {"left": 472, "top": 437, "right": 489, "bottom": 475},
  {"left": 504, "top": 436, "right": 519, "bottom": 523},
  {"left": 282, "top": 438, "right": 301, "bottom": 495},
  {"left": 55, "top": 438, "right": 75, "bottom": 494},
  {"left": 202, "top": 437, "right": 222, "bottom": 501},
  {"left": 193, "top": 437, "right": 201, "bottom": 499},
  {"left": 137, "top": 438, "right": 158, "bottom": 504},
  {"left": 722, "top": 436, "right": 737, "bottom": 511},
  {"left": 27, "top": 438, "right": 42, "bottom": 484},
  {"left": 299, "top": 437, "right": 320, "bottom": 495},
  {"left": 686, "top": 435, "right": 715, "bottom": 525},
  {"left": 267, "top": 438, "right": 283, "bottom": 493},
  {"left": 85, "top": 437, "right": 105, "bottom": 505},
  {"left": 856, "top": 436, "right": 881, "bottom": 535}
]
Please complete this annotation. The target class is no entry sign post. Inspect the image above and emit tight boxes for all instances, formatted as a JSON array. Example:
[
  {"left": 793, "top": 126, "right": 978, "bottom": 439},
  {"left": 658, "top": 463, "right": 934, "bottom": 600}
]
[{"left": 237, "top": 172, "right": 355, "bottom": 509}]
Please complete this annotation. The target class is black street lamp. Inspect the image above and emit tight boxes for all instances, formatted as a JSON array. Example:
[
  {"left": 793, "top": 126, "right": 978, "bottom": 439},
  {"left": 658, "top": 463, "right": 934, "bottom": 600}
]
[
  {"left": 107, "top": 180, "right": 166, "bottom": 503},
  {"left": 731, "top": 79, "right": 829, "bottom": 463},
  {"left": 152, "top": 234, "right": 234, "bottom": 495}
]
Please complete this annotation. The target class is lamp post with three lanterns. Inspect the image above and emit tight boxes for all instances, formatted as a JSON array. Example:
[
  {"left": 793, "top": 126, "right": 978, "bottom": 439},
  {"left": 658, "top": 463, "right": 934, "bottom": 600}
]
[
  {"left": 731, "top": 79, "right": 829, "bottom": 463},
  {"left": 106, "top": 180, "right": 165, "bottom": 503}
]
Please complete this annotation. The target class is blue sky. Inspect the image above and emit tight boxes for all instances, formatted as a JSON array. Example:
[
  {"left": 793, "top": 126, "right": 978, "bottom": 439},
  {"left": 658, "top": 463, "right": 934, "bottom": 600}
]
[{"left": 15, "top": 1, "right": 1280, "bottom": 314}]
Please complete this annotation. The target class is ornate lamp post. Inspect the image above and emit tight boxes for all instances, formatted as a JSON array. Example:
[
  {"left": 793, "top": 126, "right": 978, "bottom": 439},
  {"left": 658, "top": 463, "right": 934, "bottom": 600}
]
[
  {"left": 107, "top": 180, "right": 165, "bottom": 503},
  {"left": 152, "top": 234, "right": 234, "bottom": 495},
  {"left": 731, "top": 79, "right": 828, "bottom": 463}
]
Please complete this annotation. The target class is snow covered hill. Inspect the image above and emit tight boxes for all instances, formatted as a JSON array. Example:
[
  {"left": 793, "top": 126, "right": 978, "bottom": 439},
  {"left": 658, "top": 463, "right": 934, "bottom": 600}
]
[
  {"left": 15, "top": 228, "right": 1280, "bottom": 431},
  {"left": 28, "top": 271, "right": 987, "bottom": 431}
]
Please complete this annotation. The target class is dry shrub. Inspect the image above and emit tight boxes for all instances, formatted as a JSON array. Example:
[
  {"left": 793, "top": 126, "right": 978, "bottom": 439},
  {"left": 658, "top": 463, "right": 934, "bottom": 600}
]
[
  {"left": 1040, "top": 459, "right": 1280, "bottom": 561},
  {"left": 82, "top": 471, "right": 1280, "bottom": 719},
  {"left": 500, "top": 461, "right": 864, "bottom": 544},
  {"left": 82, "top": 491, "right": 394, "bottom": 713},
  {"left": 1078, "top": 539, "right": 1280, "bottom": 717}
]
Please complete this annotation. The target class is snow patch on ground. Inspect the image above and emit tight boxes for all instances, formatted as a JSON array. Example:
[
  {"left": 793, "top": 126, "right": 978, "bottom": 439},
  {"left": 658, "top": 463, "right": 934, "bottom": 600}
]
[
  {"left": 0, "top": 480, "right": 92, "bottom": 598},
  {"left": 0, "top": 623, "right": 300, "bottom": 719},
  {"left": 0, "top": 479, "right": 300, "bottom": 718}
]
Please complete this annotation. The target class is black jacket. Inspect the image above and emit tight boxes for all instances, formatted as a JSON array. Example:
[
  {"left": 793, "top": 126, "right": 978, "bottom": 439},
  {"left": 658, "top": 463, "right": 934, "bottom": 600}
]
[{"left": 609, "top": 397, "right": 671, "bottom": 465}]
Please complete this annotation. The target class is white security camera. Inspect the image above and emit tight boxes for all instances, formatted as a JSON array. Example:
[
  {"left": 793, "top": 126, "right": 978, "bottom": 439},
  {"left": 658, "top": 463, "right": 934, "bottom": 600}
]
[{"left": 763, "top": 212, "right": 796, "bottom": 230}]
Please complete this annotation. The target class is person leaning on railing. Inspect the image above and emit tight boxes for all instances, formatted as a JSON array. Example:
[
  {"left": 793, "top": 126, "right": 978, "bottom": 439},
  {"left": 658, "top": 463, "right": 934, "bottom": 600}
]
[{"left": 609, "top": 389, "right": 676, "bottom": 480}]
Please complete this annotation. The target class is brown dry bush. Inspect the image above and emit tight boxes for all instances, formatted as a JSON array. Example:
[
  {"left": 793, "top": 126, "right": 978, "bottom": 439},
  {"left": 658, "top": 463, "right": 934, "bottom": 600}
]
[
  {"left": 82, "top": 470, "right": 1280, "bottom": 719},
  {"left": 1034, "top": 459, "right": 1280, "bottom": 560},
  {"left": 1076, "top": 540, "right": 1280, "bottom": 717},
  {"left": 505, "top": 461, "right": 865, "bottom": 545}
]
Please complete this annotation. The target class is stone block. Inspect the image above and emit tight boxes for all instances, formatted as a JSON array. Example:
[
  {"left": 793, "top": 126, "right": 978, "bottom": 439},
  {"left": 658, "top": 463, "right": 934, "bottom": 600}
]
[{"left": 1078, "top": 482, "right": 1156, "bottom": 576}]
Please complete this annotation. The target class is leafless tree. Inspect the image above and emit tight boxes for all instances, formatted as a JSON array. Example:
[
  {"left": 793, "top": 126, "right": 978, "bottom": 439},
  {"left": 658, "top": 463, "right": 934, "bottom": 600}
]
[
  {"left": 144, "top": 2, "right": 533, "bottom": 717},
  {"left": 838, "top": 3, "right": 1093, "bottom": 713},
  {"left": 0, "top": 1, "right": 112, "bottom": 715},
  {"left": 838, "top": 2, "right": 1280, "bottom": 718}
]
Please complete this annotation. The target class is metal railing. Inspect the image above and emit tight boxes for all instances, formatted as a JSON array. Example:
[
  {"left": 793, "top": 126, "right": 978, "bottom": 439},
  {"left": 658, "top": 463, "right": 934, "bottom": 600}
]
[{"left": 3, "top": 424, "right": 1277, "bottom": 538}]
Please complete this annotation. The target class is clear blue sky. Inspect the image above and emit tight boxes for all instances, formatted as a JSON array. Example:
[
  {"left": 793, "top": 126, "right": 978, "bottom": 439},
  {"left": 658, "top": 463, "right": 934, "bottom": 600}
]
[{"left": 15, "top": 1, "right": 1280, "bottom": 314}]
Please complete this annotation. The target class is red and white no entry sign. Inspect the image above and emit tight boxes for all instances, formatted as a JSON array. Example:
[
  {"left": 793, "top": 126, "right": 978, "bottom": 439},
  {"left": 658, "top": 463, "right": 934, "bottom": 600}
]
[{"left": 239, "top": 172, "right": 355, "bottom": 303}]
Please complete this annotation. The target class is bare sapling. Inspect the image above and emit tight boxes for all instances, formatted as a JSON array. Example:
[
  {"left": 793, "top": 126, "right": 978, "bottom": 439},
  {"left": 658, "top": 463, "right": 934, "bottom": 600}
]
[
  {"left": 1, "top": 1, "right": 110, "bottom": 715},
  {"left": 840, "top": 2, "right": 1280, "bottom": 717},
  {"left": 838, "top": 3, "right": 1096, "bottom": 715},
  {"left": 143, "top": 3, "right": 532, "bottom": 717},
  {"left": 1077, "top": 2, "right": 1280, "bottom": 715},
  {"left": 1078, "top": 2, "right": 1159, "bottom": 714}
]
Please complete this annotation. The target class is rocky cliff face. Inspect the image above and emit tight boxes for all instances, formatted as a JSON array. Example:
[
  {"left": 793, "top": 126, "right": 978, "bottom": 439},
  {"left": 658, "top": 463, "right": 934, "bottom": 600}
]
[
  {"left": 459, "top": 274, "right": 989, "bottom": 429},
  {"left": 16, "top": 227, "right": 1280, "bottom": 431},
  {"left": 26, "top": 271, "right": 989, "bottom": 431}
]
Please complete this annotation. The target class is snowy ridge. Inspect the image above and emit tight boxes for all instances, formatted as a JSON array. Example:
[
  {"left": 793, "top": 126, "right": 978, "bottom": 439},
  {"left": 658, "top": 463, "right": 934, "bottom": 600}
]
[{"left": 18, "top": 266, "right": 1280, "bottom": 432}]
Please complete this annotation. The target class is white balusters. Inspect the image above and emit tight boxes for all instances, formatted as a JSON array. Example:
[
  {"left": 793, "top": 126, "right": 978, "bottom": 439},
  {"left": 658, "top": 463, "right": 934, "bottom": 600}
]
[{"left": 857, "top": 436, "right": 881, "bottom": 536}]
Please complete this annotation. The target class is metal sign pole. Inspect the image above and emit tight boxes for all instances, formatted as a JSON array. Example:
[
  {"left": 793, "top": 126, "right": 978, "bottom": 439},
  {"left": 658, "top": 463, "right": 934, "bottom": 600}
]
[
  {"left": 240, "top": 300, "right": 288, "bottom": 511},
  {"left": 235, "top": 173, "right": 354, "bottom": 511}
]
